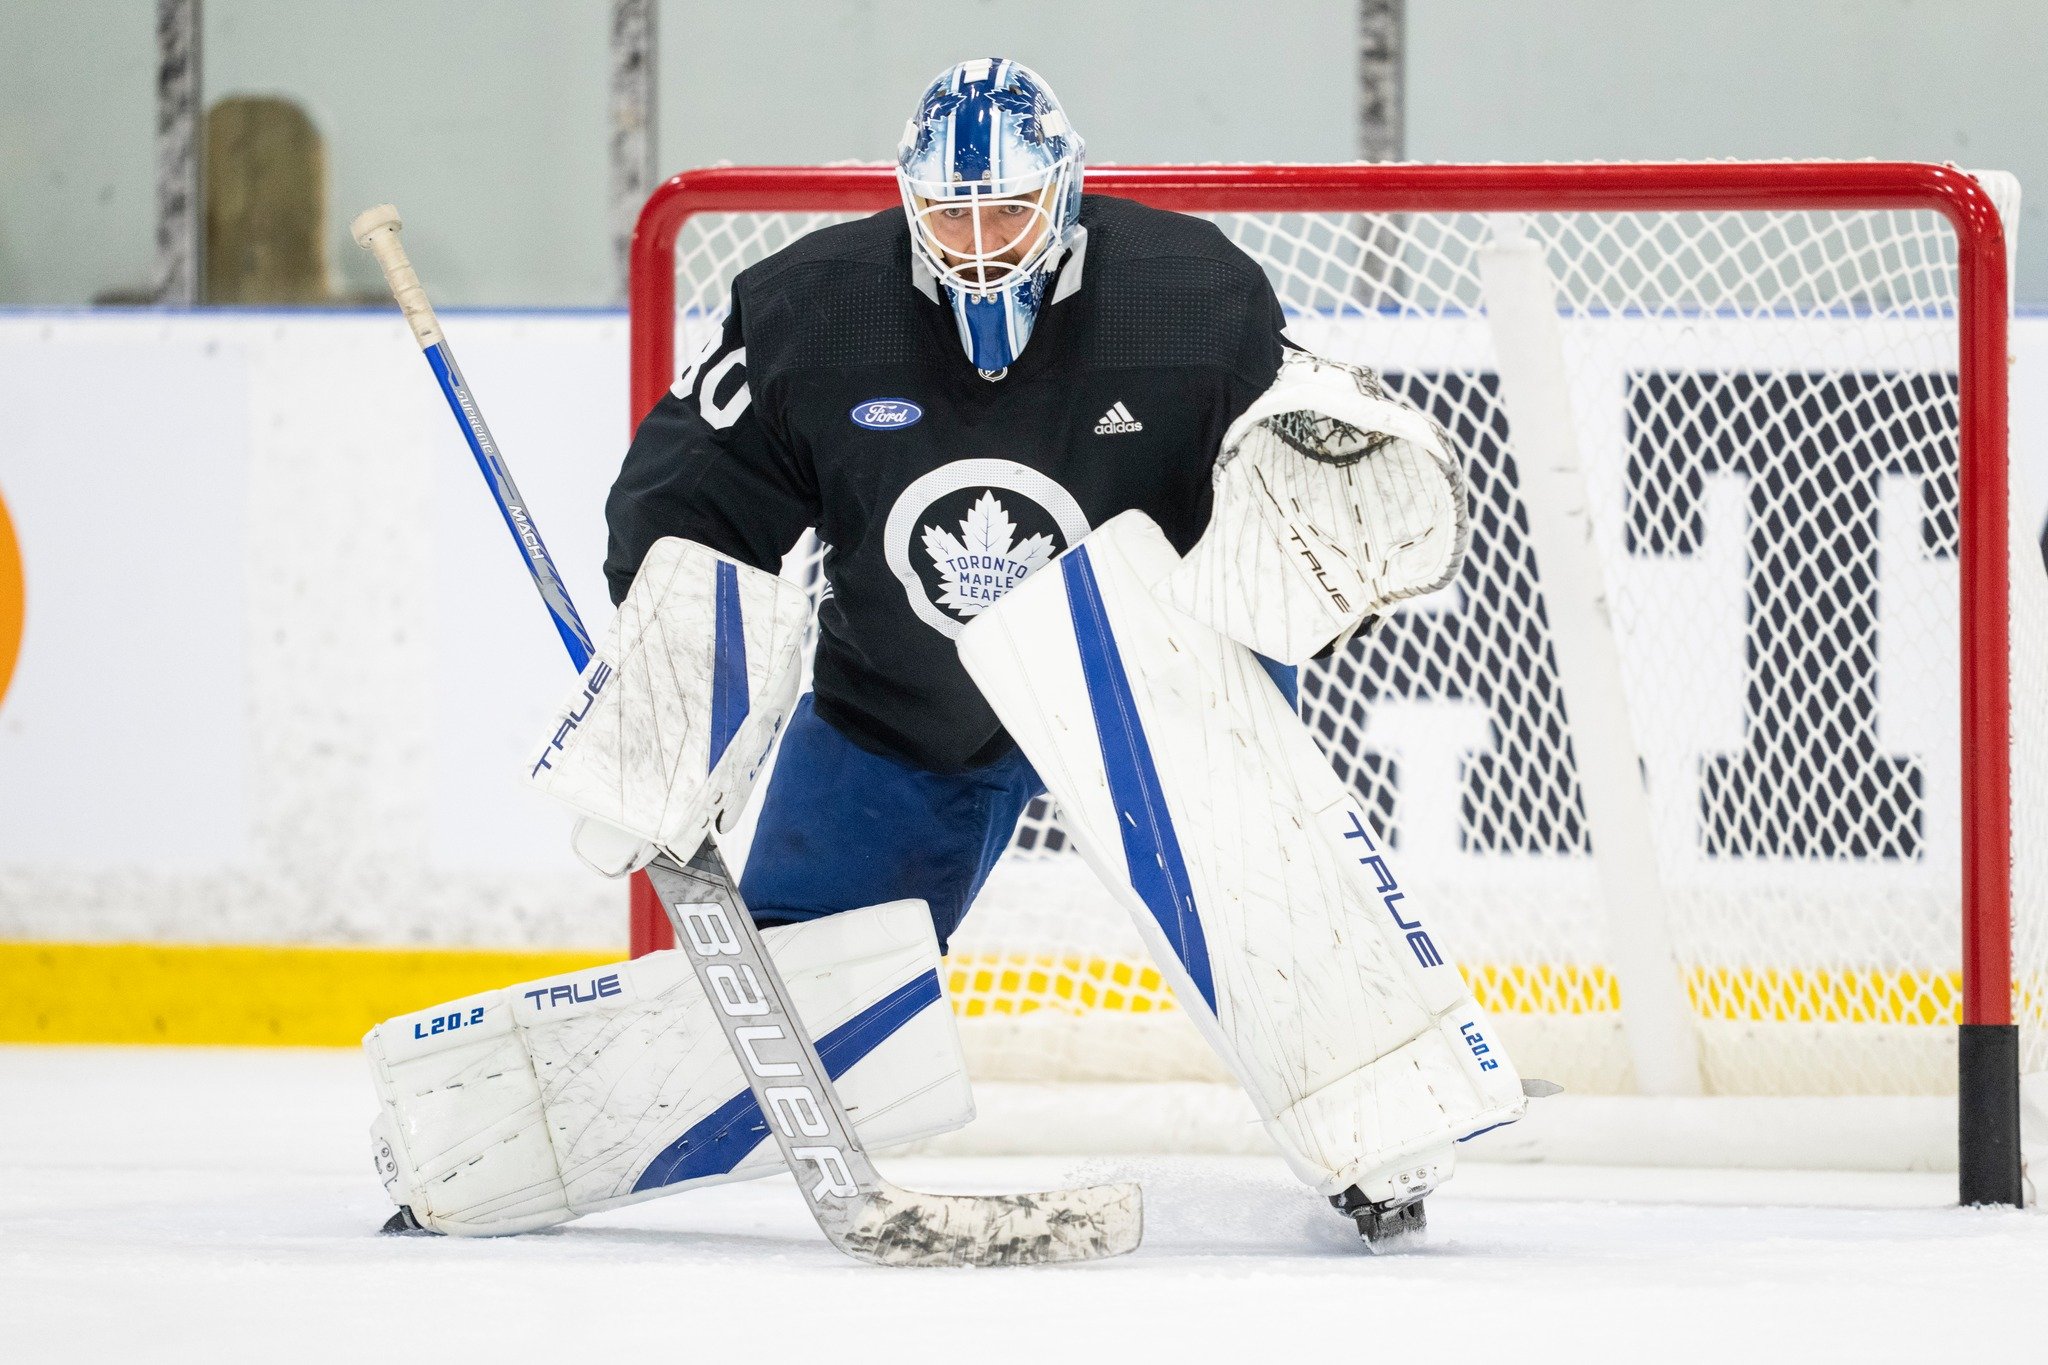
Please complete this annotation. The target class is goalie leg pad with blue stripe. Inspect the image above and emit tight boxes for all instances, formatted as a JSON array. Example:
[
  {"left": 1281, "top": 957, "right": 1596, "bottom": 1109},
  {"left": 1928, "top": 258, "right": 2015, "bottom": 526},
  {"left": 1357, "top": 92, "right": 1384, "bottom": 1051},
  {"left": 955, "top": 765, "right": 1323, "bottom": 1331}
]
[
  {"left": 364, "top": 899, "right": 973, "bottom": 1236},
  {"left": 958, "top": 511, "right": 1526, "bottom": 1203}
]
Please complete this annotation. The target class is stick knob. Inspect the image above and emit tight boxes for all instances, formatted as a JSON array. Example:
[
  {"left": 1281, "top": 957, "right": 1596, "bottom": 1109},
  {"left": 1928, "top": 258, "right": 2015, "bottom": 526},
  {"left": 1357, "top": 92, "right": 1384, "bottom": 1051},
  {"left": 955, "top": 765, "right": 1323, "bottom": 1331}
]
[{"left": 351, "top": 203, "right": 443, "bottom": 348}]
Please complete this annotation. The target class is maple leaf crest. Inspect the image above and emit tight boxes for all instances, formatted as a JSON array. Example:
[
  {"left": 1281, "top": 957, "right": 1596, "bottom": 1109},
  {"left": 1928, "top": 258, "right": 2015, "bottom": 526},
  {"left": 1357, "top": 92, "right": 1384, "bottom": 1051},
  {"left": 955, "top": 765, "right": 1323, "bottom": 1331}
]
[{"left": 921, "top": 490, "right": 1056, "bottom": 618}]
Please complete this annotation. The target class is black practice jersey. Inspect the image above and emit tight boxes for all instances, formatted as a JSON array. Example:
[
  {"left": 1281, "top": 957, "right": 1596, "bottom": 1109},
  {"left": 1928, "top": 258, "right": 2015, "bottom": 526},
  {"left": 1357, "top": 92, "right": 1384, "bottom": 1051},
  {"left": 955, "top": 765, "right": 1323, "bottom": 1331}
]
[{"left": 606, "top": 193, "right": 1287, "bottom": 773}]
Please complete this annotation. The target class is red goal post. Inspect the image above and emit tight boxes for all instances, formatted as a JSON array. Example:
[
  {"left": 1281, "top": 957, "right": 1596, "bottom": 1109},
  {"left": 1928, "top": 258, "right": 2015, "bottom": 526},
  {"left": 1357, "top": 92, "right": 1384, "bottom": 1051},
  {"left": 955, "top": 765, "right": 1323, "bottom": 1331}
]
[{"left": 624, "top": 162, "right": 2022, "bottom": 1205}]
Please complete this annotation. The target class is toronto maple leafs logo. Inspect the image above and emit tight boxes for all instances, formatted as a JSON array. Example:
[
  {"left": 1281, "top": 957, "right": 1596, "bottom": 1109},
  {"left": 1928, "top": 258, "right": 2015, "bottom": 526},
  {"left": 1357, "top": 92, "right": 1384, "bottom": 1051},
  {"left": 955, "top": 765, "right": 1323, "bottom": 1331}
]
[
  {"left": 883, "top": 459, "right": 1091, "bottom": 639},
  {"left": 908, "top": 88, "right": 966, "bottom": 161},
  {"left": 922, "top": 490, "right": 1056, "bottom": 619}
]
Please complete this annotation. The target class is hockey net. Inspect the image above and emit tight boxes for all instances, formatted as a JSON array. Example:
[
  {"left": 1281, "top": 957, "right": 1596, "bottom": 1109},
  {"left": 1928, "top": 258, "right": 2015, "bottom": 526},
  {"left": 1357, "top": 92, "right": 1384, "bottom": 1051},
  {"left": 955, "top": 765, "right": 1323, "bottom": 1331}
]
[{"left": 630, "top": 164, "right": 2043, "bottom": 1166}]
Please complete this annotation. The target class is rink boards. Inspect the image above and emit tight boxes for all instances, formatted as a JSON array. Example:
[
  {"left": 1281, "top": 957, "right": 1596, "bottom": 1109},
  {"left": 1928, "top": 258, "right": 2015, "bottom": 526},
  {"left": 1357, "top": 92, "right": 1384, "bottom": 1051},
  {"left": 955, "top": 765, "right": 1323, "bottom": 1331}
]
[{"left": 3, "top": 309, "right": 2047, "bottom": 1056}]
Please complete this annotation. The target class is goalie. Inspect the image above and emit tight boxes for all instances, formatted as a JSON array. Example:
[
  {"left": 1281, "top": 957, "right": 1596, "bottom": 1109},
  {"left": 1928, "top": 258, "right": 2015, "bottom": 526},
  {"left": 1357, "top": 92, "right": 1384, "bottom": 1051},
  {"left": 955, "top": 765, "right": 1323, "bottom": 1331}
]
[{"left": 368, "top": 58, "right": 1528, "bottom": 1248}]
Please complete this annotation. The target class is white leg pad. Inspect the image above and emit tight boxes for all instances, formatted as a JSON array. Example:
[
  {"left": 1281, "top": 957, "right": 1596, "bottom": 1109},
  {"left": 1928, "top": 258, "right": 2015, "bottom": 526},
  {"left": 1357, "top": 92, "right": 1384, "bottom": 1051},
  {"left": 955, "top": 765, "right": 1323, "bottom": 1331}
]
[
  {"left": 958, "top": 511, "right": 1526, "bottom": 1199},
  {"left": 364, "top": 900, "right": 973, "bottom": 1236}
]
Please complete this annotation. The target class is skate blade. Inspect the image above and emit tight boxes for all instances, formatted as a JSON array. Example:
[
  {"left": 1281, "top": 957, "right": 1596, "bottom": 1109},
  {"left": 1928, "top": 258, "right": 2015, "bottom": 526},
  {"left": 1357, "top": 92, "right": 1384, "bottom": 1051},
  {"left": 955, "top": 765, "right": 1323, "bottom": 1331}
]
[
  {"left": 1350, "top": 1197, "right": 1428, "bottom": 1253},
  {"left": 379, "top": 1206, "right": 435, "bottom": 1236}
]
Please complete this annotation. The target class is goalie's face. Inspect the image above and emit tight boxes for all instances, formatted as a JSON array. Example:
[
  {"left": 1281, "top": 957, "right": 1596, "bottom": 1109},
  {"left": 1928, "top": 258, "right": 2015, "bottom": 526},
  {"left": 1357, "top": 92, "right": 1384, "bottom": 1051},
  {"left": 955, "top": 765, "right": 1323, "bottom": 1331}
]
[
  {"left": 910, "top": 186, "right": 1058, "bottom": 294},
  {"left": 895, "top": 59, "right": 1084, "bottom": 370}
]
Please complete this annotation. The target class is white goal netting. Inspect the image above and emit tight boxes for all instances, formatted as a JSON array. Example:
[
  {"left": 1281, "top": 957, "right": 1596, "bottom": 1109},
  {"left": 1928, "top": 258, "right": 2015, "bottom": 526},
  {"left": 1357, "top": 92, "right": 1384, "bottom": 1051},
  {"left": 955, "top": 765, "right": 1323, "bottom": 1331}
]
[{"left": 657, "top": 166, "right": 2045, "bottom": 1105}]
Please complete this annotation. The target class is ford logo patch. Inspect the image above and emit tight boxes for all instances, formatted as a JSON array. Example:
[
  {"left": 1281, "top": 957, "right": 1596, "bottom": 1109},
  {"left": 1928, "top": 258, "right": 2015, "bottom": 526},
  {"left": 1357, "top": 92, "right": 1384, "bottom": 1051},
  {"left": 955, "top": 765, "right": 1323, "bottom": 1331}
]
[{"left": 850, "top": 399, "right": 922, "bottom": 430}]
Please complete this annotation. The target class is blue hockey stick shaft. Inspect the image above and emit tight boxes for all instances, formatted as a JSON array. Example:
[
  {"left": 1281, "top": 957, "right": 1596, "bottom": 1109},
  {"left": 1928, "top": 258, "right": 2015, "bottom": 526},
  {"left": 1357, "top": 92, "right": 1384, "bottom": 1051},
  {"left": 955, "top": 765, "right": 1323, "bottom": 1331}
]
[{"left": 351, "top": 204, "right": 595, "bottom": 670}]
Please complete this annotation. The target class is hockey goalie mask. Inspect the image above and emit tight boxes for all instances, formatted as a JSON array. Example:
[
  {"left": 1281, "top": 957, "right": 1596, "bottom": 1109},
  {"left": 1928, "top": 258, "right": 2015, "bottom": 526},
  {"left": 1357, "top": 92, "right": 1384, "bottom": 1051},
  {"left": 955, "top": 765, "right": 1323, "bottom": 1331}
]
[{"left": 897, "top": 58, "right": 1084, "bottom": 376}]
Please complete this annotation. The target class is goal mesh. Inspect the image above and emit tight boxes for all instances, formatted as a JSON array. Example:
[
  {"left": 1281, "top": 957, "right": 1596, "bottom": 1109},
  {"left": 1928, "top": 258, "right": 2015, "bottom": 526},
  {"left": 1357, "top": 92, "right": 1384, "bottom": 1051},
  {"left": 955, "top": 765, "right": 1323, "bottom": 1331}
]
[{"left": 644, "top": 164, "right": 2042, "bottom": 1103}]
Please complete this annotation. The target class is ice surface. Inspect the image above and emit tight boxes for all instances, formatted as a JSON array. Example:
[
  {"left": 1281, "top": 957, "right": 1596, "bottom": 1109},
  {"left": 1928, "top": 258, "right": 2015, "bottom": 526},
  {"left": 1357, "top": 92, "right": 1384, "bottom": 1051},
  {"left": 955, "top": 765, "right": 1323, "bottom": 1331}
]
[{"left": 1, "top": 1046, "right": 2040, "bottom": 1363}]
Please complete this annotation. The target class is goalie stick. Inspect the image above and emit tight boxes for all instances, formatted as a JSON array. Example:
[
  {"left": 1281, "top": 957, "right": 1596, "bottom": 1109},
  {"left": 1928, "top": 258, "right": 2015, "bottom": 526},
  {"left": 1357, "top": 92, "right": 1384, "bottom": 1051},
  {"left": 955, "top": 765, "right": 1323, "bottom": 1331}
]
[{"left": 351, "top": 204, "right": 1141, "bottom": 1267}]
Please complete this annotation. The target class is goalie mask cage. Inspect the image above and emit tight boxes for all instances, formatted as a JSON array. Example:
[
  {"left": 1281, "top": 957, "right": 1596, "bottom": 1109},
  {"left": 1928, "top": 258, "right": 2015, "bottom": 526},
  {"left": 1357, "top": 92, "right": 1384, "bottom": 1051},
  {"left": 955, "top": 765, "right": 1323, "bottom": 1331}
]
[{"left": 626, "top": 163, "right": 2039, "bottom": 1206}]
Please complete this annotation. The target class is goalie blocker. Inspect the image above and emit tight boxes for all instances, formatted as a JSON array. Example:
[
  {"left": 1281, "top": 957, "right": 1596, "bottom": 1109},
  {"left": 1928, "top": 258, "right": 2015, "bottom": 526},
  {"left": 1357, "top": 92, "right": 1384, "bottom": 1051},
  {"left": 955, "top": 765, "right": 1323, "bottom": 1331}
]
[{"left": 959, "top": 511, "right": 1529, "bottom": 1231}]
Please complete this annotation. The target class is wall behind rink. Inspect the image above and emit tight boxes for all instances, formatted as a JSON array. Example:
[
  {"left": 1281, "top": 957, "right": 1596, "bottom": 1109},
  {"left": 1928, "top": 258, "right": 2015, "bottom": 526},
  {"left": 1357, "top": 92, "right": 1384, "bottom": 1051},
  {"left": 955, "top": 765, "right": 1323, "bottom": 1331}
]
[
  {"left": 0, "top": 313, "right": 630, "bottom": 954},
  {"left": 1, "top": 309, "right": 2046, "bottom": 961}
]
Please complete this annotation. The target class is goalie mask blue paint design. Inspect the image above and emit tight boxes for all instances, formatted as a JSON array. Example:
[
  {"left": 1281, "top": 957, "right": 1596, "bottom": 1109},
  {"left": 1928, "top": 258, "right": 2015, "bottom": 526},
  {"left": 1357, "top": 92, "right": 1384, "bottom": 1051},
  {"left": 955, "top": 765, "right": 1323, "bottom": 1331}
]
[{"left": 897, "top": 58, "right": 1084, "bottom": 375}]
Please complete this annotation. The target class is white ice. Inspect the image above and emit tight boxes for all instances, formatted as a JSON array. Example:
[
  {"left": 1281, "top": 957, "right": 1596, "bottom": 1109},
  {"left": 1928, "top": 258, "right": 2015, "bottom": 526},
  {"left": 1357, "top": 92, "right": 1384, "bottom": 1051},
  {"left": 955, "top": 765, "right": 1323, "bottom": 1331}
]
[{"left": 2, "top": 1046, "right": 2040, "bottom": 1364}]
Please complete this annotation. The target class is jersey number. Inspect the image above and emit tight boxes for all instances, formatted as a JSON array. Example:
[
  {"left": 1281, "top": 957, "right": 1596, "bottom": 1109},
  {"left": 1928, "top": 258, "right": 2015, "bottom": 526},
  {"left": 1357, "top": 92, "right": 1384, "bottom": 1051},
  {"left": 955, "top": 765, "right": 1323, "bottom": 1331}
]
[{"left": 672, "top": 331, "right": 753, "bottom": 432}]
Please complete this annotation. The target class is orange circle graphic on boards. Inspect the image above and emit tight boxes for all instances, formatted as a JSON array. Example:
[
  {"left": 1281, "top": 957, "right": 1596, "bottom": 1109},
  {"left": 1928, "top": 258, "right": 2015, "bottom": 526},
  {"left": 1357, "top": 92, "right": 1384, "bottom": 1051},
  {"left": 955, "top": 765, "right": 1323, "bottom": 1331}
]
[{"left": 0, "top": 481, "right": 20, "bottom": 710}]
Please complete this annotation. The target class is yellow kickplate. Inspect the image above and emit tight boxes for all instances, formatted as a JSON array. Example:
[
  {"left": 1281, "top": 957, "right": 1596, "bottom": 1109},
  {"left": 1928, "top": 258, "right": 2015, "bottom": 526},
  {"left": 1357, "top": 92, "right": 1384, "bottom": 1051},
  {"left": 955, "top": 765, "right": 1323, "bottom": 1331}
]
[
  {"left": 0, "top": 942, "right": 615, "bottom": 1046},
  {"left": 3, "top": 941, "right": 1981, "bottom": 1048}
]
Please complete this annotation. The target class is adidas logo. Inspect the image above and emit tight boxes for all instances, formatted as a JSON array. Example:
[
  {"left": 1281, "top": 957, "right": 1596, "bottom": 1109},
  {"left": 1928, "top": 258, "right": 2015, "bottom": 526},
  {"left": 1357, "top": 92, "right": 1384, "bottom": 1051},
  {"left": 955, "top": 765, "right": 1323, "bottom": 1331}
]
[{"left": 1093, "top": 402, "right": 1143, "bottom": 436}]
